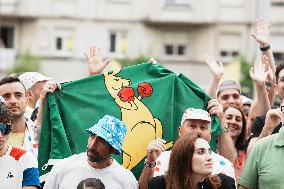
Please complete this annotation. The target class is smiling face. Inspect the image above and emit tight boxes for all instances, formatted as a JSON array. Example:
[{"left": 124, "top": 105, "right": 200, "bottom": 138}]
[
  {"left": 191, "top": 138, "right": 213, "bottom": 177},
  {"left": 0, "top": 82, "right": 27, "bottom": 120},
  {"left": 224, "top": 106, "right": 243, "bottom": 139}
]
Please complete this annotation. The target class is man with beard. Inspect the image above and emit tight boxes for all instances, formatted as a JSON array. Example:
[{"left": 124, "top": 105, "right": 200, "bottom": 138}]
[
  {"left": 0, "top": 76, "right": 38, "bottom": 157},
  {"left": 44, "top": 115, "right": 138, "bottom": 189}
]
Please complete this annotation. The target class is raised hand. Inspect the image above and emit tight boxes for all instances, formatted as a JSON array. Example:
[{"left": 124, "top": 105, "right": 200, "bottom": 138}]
[
  {"left": 204, "top": 54, "right": 224, "bottom": 79},
  {"left": 40, "top": 81, "right": 61, "bottom": 102},
  {"left": 83, "top": 46, "right": 111, "bottom": 75},
  {"left": 146, "top": 138, "right": 166, "bottom": 164},
  {"left": 251, "top": 18, "right": 270, "bottom": 47},
  {"left": 265, "top": 108, "right": 284, "bottom": 131},
  {"left": 249, "top": 59, "right": 272, "bottom": 83}
]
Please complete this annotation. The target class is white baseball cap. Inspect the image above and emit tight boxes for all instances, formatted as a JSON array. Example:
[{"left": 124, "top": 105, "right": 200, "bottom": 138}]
[
  {"left": 18, "top": 72, "right": 52, "bottom": 90},
  {"left": 181, "top": 108, "right": 211, "bottom": 126}
]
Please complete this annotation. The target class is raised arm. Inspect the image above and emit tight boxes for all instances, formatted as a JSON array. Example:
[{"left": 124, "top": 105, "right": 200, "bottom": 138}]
[
  {"left": 207, "top": 98, "right": 237, "bottom": 163},
  {"left": 251, "top": 18, "right": 276, "bottom": 73},
  {"left": 247, "top": 108, "right": 283, "bottom": 154},
  {"left": 139, "top": 138, "right": 166, "bottom": 189},
  {"left": 35, "top": 81, "right": 61, "bottom": 143},
  {"left": 204, "top": 54, "right": 224, "bottom": 98},
  {"left": 84, "top": 46, "right": 111, "bottom": 76},
  {"left": 246, "top": 59, "right": 272, "bottom": 135}
]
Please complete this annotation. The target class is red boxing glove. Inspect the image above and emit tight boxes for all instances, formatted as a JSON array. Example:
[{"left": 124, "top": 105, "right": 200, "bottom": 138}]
[
  {"left": 118, "top": 87, "right": 135, "bottom": 102},
  {"left": 138, "top": 82, "right": 153, "bottom": 98}
]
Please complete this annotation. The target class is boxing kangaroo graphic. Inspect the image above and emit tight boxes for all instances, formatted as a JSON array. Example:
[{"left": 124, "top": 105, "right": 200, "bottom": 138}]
[{"left": 103, "top": 69, "right": 173, "bottom": 170}]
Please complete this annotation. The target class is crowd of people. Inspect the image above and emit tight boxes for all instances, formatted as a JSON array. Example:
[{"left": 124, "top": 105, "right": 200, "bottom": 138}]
[{"left": 0, "top": 18, "right": 284, "bottom": 189}]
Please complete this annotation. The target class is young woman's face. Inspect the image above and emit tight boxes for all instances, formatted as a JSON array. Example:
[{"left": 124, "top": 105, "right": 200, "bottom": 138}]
[
  {"left": 224, "top": 107, "right": 243, "bottom": 138},
  {"left": 191, "top": 138, "right": 213, "bottom": 177}
]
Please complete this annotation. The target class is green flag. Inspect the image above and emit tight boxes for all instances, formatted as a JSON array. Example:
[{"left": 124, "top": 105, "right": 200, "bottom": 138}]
[{"left": 38, "top": 62, "right": 221, "bottom": 181}]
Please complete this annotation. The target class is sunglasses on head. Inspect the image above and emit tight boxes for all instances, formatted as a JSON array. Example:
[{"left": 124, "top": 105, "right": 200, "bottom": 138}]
[{"left": 0, "top": 123, "right": 12, "bottom": 135}]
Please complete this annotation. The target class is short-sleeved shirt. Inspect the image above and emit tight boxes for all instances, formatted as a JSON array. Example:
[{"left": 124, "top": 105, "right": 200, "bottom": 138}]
[
  {"left": 0, "top": 145, "right": 40, "bottom": 188},
  {"left": 250, "top": 115, "right": 281, "bottom": 139},
  {"left": 153, "top": 150, "right": 235, "bottom": 179},
  {"left": 239, "top": 127, "right": 284, "bottom": 188},
  {"left": 44, "top": 152, "right": 138, "bottom": 189}
]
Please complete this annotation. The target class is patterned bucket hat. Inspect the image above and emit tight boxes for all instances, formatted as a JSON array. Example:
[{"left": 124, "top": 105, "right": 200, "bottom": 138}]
[
  {"left": 86, "top": 115, "right": 127, "bottom": 155},
  {"left": 181, "top": 108, "right": 211, "bottom": 126}
]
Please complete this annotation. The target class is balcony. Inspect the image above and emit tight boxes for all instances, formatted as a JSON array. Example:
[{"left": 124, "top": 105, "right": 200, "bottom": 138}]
[
  {"left": 0, "top": 0, "right": 19, "bottom": 16},
  {"left": 141, "top": 0, "right": 215, "bottom": 26}
]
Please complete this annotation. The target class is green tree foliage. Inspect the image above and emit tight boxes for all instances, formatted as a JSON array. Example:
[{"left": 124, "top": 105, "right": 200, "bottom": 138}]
[
  {"left": 239, "top": 56, "right": 253, "bottom": 98},
  {"left": 120, "top": 55, "right": 150, "bottom": 67},
  {"left": 10, "top": 51, "right": 40, "bottom": 74}
]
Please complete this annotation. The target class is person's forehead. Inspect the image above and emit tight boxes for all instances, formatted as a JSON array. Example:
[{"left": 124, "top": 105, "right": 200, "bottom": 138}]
[
  {"left": 0, "top": 82, "right": 25, "bottom": 95},
  {"left": 224, "top": 107, "right": 242, "bottom": 116},
  {"left": 218, "top": 88, "right": 240, "bottom": 97},
  {"left": 279, "top": 69, "right": 284, "bottom": 78},
  {"left": 195, "top": 138, "right": 210, "bottom": 149}
]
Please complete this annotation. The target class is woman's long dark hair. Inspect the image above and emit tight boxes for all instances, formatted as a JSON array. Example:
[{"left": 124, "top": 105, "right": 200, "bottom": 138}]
[
  {"left": 166, "top": 134, "right": 222, "bottom": 189},
  {"left": 165, "top": 134, "right": 197, "bottom": 189}
]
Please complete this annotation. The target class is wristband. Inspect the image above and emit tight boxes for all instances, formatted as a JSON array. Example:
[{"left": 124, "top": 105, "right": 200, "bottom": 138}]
[
  {"left": 144, "top": 159, "right": 156, "bottom": 168},
  {"left": 260, "top": 45, "right": 270, "bottom": 52},
  {"left": 265, "top": 81, "right": 272, "bottom": 91}
]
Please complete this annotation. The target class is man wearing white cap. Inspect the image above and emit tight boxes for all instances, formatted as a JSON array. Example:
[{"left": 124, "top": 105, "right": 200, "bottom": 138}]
[
  {"left": 18, "top": 72, "right": 52, "bottom": 118},
  {"left": 139, "top": 108, "right": 235, "bottom": 189},
  {"left": 44, "top": 115, "right": 138, "bottom": 189}
]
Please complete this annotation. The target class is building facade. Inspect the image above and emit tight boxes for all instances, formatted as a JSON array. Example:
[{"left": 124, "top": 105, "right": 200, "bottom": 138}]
[{"left": 0, "top": 0, "right": 284, "bottom": 87}]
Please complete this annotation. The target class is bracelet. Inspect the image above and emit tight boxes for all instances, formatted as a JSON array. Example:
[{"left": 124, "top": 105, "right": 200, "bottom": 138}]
[
  {"left": 265, "top": 81, "right": 272, "bottom": 87},
  {"left": 144, "top": 159, "right": 156, "bottom": 168},
  {"left": 260, "top": 45, "right": 270, "bottom": 52}
]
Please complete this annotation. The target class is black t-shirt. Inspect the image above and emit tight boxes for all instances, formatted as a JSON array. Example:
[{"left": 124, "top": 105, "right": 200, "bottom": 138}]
[
  {"left": 250, "top": 115, "right": 282, "bottom": 139},
  {"left": 148, "top": 173, "right": 235, "bottom": 189}
]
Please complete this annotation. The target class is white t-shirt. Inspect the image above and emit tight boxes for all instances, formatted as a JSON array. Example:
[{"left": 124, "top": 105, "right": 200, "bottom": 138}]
[
  {"left": 44, "top": 152, "right": 138, "bottom": 189},
  {"left": 0, "top": 145, "right": 40, "bottom": 189},
  {"left": 153, "top": 150, "right": 235, "bottom": 179}
]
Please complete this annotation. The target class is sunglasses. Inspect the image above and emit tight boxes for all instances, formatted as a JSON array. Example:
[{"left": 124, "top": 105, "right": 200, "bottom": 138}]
[{"left": 0, "top": 123, "right": 12, "bottom": 135}]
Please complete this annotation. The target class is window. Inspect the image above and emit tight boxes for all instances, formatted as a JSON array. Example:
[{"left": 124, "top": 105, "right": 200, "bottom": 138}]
[
  {"left": 177, "top": 45, "right": 185, "bottom": 55},
  {"left": 218, "top": 33, "right": 240, "bottom": 62},
  {"left": 54, "top": 28, "right": 74, "bottom": 53},
  {"left": 165, "top": 45, "right": 174, "bottom": 55},
  {"left": 220, "top": 51, "right": 239, "bottom": 58},
  {"left": 110, "top": 33, "right": 116, "bottom": 53},
  {"left": 109, "top": 31, "right": 127, "bottom": 54},
  {"left": 56, "top": 37, "right": 63, "bottom": 50},
  {"left": 272, "top": 0, "right": 284, "bottom": 5},
  {"left": 164, "top": 44, "right": 186, "bottom": 56},
  {"left": 0, "top": 27, "right": 14, "bottom": 48}
]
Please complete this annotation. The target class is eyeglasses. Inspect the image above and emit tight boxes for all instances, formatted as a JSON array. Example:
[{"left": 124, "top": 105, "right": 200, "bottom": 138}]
[{"left": 0, "top": 123, "right": 12, "bottom": 135}]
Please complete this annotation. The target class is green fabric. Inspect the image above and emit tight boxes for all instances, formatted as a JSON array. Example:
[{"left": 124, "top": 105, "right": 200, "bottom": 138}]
[
  {"left": 239, "top": 127, "right": 284, "bottom": 189},
  {"left": 38, "top": 62, "right": 221, "bottom": 179}
]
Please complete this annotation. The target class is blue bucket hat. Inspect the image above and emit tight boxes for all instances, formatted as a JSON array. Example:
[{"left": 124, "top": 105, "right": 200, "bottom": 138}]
[{"left": 86, "top": 115, "right": 127, "bottom": 155}]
